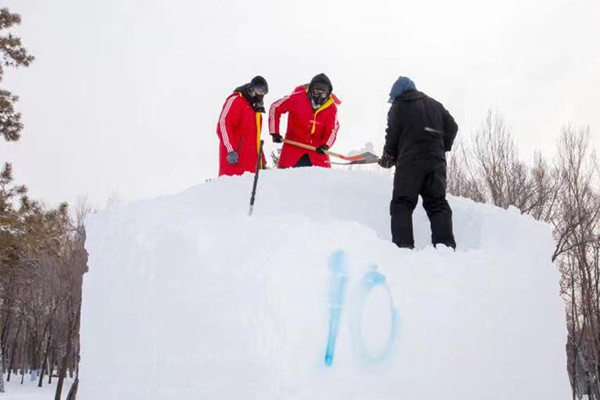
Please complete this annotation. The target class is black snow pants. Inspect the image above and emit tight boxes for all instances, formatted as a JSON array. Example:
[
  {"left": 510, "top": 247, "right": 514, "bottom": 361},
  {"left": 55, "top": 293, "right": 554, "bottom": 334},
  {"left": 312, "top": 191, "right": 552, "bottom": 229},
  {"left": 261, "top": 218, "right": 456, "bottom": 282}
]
[
  {"left": 294, "top": 153, "right": 313, "bottom": 167},
  {"left": 390, "top": 159, "right": 456, "bottom": 249}
]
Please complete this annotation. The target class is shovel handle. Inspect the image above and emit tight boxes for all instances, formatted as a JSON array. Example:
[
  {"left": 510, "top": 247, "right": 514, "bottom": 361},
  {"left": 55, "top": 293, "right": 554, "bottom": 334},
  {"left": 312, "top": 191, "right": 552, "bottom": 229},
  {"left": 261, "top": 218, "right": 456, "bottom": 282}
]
[{"left": 283, "top": 139, "right": 363, "bottom": 162}]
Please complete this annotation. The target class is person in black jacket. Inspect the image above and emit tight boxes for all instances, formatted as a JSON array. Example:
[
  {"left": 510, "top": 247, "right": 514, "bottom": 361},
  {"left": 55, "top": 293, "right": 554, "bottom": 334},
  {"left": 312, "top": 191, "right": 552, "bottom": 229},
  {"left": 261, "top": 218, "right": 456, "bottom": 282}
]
[{"left": 379, "top": 77, "right": 458, "bottom": 249}]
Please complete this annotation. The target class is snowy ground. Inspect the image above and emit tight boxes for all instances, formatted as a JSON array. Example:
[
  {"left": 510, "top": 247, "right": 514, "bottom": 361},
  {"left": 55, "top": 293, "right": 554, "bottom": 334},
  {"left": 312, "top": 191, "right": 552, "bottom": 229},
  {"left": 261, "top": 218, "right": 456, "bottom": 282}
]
[
  {"left": 80, "top": 168, "right": 571, "bottom": 399},
  {"left": 2, "top": 374, "right": 75, "bottom": 399}
]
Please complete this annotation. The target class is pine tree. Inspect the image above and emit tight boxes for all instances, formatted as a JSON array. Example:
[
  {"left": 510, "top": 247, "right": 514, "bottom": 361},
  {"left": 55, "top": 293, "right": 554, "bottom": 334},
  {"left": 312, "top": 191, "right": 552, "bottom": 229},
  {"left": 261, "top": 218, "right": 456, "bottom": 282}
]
[
  {"left": 0, "top": 8, "right": 34, "bottom": 142},
  {"left": 0, "top": 7, "right": 34, "bottom": 393},
  {"left": 0, "top": 6, "right": 34, "bottom": 287}
]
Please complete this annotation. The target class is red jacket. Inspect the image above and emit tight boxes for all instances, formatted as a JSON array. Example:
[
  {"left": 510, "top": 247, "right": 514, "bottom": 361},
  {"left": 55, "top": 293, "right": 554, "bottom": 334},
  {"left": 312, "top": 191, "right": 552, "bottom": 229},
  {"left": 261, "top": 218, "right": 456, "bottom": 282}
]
[
  {"left": 269, "top": 86, "right": 340, "bottom": 169},
  {"left": 216, "top": 92, "right": 265, "bottom": 177}
]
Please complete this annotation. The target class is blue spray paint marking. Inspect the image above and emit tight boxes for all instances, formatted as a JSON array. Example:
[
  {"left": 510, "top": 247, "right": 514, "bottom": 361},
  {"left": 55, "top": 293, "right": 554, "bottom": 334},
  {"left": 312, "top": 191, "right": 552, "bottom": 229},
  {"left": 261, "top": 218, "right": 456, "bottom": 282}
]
[
  {"left": 350, "top": 266, "right": 399, "bottom": 364},
  {"left": 324, "top": 250, "right": 348, "bottom": 367}
]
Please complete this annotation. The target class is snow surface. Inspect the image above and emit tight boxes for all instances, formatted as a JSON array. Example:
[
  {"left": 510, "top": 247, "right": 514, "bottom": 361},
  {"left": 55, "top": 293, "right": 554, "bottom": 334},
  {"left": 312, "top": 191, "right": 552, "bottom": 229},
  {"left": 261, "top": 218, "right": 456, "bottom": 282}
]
[
  {"left": 81, "top": 168, "right": 570, "bottom": 399},
  {"left": 2, "top": 374, "right": 75, "bottom": 399}
]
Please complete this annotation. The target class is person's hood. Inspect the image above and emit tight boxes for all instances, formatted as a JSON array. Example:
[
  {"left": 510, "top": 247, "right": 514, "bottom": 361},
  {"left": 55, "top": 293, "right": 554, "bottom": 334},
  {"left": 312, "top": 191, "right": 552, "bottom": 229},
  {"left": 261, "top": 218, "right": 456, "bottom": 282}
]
[
  {"left": 234, "top": 84, "right": 265, "bottom": 112},
  {"left": 309, "top": 73, "right": 333, "bottom": 94},
  {"left": 389, "top": 76, "right": 416, "bottom": 103},
  {"left": 249, "top": 75, "right": 268, "bottom": 93},
  {"left": 234, "top": 84, "right": 248, "bottom": 95}
]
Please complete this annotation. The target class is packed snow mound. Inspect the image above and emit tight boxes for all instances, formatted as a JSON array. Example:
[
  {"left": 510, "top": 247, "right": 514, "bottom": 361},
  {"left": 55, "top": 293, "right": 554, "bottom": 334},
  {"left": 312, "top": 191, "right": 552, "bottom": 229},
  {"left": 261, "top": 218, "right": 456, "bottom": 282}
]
[{"left": 81, "top": 168, "right": 570, "bottom": 399}]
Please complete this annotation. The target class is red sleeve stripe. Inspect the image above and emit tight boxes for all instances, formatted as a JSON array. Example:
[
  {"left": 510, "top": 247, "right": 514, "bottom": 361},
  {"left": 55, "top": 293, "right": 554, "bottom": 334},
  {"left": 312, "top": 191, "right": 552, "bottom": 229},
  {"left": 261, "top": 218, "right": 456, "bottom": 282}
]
[{"left": 219, "top": 95, "right": 237, "bottom": 153}]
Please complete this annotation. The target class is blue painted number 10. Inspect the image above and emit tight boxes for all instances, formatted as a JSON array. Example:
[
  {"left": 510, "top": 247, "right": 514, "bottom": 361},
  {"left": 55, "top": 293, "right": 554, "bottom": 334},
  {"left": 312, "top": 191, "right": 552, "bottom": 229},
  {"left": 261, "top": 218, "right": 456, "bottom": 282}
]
[{"left": 324, "top": 250, "right": 398, "bottom": 367}]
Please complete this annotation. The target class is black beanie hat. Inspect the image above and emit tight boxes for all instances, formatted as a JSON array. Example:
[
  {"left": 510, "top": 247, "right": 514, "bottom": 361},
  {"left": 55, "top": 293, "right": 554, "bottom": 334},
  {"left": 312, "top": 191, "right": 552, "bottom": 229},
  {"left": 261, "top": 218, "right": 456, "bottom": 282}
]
[
  {"left": 249, "top": 76, "right": 268, "bottom": 93},
  {"left": 309, "top": 73, "right": 332, "bottom": 94}
]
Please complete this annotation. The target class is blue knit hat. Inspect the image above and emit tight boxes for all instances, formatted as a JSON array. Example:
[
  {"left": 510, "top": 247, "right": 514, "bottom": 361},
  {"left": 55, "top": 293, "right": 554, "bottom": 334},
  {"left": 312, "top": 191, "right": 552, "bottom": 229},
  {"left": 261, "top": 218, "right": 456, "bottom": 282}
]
[{"left": 389, "top": 77, "right": 416, "bottom": 103}]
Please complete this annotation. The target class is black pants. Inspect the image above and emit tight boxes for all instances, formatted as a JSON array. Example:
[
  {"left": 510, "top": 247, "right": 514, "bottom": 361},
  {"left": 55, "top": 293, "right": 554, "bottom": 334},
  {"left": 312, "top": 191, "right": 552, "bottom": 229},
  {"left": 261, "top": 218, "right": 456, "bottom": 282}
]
[
  {"left": 390, "top": 159, "right": 456, "bottom": 249},
  {"left": 294, "top": 153, "right": 313, "bottom": 167}
]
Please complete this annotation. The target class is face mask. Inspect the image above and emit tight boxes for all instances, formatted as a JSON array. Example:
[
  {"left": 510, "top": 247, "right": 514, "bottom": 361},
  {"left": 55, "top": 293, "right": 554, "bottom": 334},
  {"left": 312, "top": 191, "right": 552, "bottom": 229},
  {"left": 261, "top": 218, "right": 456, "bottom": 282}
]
[
  {"left": 246, "top": 85, "right": 267, "bottom": 111},
  {"left": 310, "top": 88, "right": 329, "bottom": 108},
  {"left": 253, "top": 94, "right": 264, "bottom": 106}
]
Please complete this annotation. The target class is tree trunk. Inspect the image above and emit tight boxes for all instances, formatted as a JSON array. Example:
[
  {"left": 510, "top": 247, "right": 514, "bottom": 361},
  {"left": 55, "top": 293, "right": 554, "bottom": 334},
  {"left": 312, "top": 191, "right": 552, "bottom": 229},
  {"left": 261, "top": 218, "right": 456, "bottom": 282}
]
[
  {"left": 0, "top": 308, "right": 4, "bottom": 393},
  {"left": 30, "top": 328, "right": 40, "bottom": 382},
  {"left": 572, "top": 271, "right": 578, "bottom": 400},
  {"left": 66, "top": 377, "right": 79, "bottom": 400},
  {"left": 20, "top": 357, "right": 24, "bottom": 385},
  {"left": 55, "top": 317, "right": 75, "bottom": 400},
  {"left": 20, "top": 326, "right": 27, "bottom": 385},
  {"left": 0, "top": 311, "right": 12, "bottom": 368},
  {"left": 6, "top": 324, "right": 21, "bottom": 382},
  {"left": 0, "top": 344, "right": 5, "bottom": 393},
  {"left": 55, "top": 342, "right": 71, "bottom": 400},
  {"left": 6, "top": 320, "right": 22, "bottom": 382},
  {"left": 49, "top": 359, "right": 55, "bottom": 384},
  {"left": 38, "top": 330, "right": 52, "bottom": 387}
]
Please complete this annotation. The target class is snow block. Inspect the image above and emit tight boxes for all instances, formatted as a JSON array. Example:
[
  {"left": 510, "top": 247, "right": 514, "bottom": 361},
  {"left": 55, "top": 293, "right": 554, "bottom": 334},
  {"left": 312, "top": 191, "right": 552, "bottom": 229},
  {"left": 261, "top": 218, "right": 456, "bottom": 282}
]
[{"left": 80, "top": 169, "right": 570, "bottom": 399}]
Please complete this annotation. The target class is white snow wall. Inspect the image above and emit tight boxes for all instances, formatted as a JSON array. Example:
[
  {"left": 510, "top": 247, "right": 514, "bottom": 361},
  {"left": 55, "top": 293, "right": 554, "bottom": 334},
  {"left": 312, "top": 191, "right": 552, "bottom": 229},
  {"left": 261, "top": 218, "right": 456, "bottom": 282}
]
[{"left": 80, "top": 169, "right": 570, "bottom": 399}]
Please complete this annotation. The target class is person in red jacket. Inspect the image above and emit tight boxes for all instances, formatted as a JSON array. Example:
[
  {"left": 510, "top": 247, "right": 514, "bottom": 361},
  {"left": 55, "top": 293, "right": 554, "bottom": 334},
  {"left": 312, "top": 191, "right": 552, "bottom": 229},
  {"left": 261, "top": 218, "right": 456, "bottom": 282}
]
[
  {"left": 216, "top": 76, "right": 268, "bottom": 177},
  {"left": 269, "top": 73, "right": 340, "bottom": 168}
]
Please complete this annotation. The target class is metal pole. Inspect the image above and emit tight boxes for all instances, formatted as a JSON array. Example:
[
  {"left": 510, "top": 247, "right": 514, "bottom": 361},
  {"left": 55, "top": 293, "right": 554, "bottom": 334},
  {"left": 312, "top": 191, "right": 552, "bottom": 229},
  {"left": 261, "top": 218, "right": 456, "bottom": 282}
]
[{"left": 248, "top": 140, "right": 265, "bottom": 216}]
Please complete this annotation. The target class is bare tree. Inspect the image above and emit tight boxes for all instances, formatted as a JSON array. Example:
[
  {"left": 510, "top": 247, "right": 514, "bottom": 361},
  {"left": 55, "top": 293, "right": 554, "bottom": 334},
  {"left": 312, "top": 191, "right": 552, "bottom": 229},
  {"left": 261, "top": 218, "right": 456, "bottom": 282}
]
[
  {"left": 468, "top": 110, "right": 536, "bottom": 209},
  {"left": 554, "top": 126, "right": 600, "bottom": 398},
  {"left": 55, "top": 196, "right": 90, "bottom": 400},
  {"left": 447, "top": 139, "right": 486, "bottom": 202},
  {"left": 446, "top": 112, "right": 599, "bottom": 398}
]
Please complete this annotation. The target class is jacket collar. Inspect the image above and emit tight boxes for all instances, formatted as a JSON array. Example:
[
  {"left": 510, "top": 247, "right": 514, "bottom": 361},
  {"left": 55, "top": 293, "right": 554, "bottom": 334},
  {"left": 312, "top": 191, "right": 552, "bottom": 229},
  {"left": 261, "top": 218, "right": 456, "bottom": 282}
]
[{"left": 398, "top": 89, "right": 426, "bottom": 101}]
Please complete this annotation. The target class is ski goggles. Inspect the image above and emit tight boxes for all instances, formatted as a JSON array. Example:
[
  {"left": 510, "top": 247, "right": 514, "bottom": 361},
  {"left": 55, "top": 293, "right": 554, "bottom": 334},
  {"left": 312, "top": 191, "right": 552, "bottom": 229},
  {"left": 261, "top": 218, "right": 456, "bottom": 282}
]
[
  {"left": 310, "top": 82, "right": 330, "bottom": 95},
  {"left": 249, "top": 85, "right": 268, "bottom": 96}
]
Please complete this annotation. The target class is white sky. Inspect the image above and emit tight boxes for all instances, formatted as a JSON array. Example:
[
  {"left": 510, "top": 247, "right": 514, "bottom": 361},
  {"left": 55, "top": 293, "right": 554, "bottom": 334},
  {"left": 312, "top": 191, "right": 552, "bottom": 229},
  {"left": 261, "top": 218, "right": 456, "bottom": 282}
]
[{"left": 1, "top": 0, "right": 599, "bottom": 207}]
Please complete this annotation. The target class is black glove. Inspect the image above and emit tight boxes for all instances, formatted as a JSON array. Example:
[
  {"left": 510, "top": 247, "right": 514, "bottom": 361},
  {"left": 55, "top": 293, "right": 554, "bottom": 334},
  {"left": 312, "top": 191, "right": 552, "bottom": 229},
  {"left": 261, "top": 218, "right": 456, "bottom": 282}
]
[
  {"left": 226, "top": 151, "right": 239, "bottom": 165},
  {"left": 271, "top": 133, "right": 283, "bottom": 143},
  {"left": 315, "top": 144, "right": 329, "bottom": 155},
  {"left": 378, "top": 152, "right": 396, "bottom": 169}
]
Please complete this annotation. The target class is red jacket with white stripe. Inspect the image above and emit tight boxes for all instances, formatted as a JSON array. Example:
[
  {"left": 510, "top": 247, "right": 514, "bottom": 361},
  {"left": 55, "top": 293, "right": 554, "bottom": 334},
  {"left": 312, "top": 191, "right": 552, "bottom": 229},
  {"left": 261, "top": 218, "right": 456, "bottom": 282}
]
[
  {"left": 216, "top": 92, "right": 265, "bottom": 177},
  {"left": 269, "top": 86, "right": 340, "bottom": 169}
]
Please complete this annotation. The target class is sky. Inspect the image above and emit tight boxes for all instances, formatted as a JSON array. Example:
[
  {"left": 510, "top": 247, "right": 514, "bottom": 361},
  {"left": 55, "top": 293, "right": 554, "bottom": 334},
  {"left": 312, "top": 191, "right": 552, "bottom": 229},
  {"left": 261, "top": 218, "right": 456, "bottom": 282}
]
[{"left": 1, "top": 0, "right": 599, "bottom": 208}]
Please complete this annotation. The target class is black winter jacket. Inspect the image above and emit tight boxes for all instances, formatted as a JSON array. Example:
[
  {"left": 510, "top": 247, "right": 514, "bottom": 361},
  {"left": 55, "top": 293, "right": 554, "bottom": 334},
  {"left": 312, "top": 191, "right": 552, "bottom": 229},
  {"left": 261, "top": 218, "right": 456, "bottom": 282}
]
[{"left": 383, "top": 90, "right": 458, "bottom": 163}]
